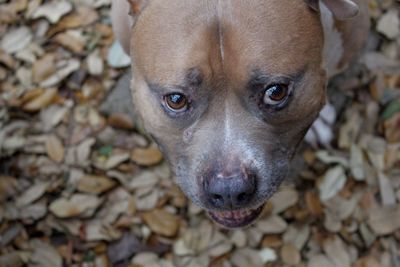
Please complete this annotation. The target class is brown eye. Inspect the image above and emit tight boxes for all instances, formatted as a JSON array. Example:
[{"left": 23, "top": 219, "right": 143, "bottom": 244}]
[
  {"left": 263, "top": 84, "right": 289, "bottom": 105},
  {"left": 164, "top": 93, "right": 188, "bottom": 112}
]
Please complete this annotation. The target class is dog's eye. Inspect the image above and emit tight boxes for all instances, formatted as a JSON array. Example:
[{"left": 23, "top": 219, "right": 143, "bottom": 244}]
[
  {"left": 164, "top": 93, "right": 188, "bottom": 112},
  {"left": 263, "top": 84, "right": 289, "bottom": 105}
]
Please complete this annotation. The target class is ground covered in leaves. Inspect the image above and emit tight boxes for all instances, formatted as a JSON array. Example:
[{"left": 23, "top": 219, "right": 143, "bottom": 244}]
[{"left": 0, "top": 0, "right": 400, "bottom": 267}]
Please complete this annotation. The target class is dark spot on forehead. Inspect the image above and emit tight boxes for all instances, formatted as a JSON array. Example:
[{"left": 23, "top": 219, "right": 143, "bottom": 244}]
[{"left": 185, "top": 68, "right": 203, "bottom": 87}]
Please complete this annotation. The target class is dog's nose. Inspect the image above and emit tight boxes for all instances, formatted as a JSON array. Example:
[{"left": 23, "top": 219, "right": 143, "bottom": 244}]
[{"left": 203, "top": 172, "right": 256, "bottom": 209}]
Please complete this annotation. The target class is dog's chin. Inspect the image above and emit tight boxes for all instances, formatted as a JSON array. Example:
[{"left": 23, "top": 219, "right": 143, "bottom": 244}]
[{"left": 207, "top": 204, "right": 264, "bottom": 229}]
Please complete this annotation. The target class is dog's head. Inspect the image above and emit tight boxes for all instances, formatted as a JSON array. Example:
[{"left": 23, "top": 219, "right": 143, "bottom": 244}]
[{"left": 122, "top": 0, "right": 359, "bottom": 228}]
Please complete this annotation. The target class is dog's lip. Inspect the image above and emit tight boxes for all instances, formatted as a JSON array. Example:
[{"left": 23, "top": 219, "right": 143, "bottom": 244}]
[{"left": 208, "top": 205, "right": 264, "bottom": 228}]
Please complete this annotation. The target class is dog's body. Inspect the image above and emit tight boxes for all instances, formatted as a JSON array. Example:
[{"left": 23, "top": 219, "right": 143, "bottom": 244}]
[{"left": 112, "top": 0, "right": 370, "bottom": 228}]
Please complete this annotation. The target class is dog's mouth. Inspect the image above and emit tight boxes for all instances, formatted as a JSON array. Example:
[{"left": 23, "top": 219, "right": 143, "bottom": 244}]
[{"left": 208, "top": 205, "right": 264, "bottom": 228}]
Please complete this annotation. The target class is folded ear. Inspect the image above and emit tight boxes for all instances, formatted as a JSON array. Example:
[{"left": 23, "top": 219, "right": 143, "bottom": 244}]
[
  {"left": 127, "top": 0, "right": 149, "bottom": 16},
  {"left": 305, "top": 0, "right": 359, "bottom": 20}
]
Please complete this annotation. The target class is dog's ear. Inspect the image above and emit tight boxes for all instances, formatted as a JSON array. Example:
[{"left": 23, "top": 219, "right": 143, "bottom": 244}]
[
  {"left": 305, "top": 0, "right": 359, "bottom": 20},
  {"left": 127, "top": 0, "right": 149, "bottom": 16}
]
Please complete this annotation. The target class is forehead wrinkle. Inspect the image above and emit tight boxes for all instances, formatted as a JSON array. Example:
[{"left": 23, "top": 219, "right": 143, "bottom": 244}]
[{"left": 217, "top": 0, "right": 225, "bottom": 69}]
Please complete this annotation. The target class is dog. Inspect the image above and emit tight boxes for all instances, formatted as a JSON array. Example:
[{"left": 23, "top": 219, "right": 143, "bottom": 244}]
[{"left": 111, "top": 0, "right": 370, "bottom": 228}]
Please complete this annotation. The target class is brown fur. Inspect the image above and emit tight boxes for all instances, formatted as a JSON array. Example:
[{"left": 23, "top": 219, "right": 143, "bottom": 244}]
[{"left": 111, "top": 0, "right": 369, "bottom": 223}]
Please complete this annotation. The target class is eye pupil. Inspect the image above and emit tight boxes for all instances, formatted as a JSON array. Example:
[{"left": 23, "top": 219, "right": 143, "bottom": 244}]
[
  {"left": 165, "top": 93, "right": 188, "bottom": 111},
  {"left": 264, "top": 84, "right": 289, "bottom": 104},
  {"left": 170, "top": 94, "right": 182, "bottom": 103}
]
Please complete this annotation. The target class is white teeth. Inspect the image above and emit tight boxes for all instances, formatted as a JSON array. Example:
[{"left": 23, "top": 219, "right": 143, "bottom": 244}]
[{"left": 214, "top": 209, "right": 254, "bottom": 220}]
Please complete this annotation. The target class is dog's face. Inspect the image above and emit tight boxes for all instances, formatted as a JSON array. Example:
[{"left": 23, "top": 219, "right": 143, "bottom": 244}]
[{"left": 129, "top": 0, "right": 326, "bottom": 228}]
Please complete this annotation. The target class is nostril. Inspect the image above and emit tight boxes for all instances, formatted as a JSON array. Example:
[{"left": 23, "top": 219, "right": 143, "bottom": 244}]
[
  {"left": 212, "top": 194, "right": 223, "bottom": 201},
  {"left": 237, "top": 193, "right": 248, "bottom": 203},
  {"left": 210, "top": 194, "right": 224, "bottom": 206}
]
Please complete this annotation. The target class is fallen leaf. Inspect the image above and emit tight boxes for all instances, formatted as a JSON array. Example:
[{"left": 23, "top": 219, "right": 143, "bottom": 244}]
[
  {"left": 308, "top": 255, "right": 336, "bottom": 267},
  {"left": 107, "top": 113, "right": 135, "bottom": 130},
  {"left": 77, "top": 175, "right": 117, "bottom": 194},
  {"left": 87, "top": 49, "right": 103, "bottom": 76},
  {"left": 377, "top": 10, "right": 400, "bottom": 39},
  {"left": 319, "top": 166, "right": 347, "bottom": 201},
  {"left": 0, "top": 26, "right": 32, "bottom": 54},
  {"left": 256, "top": 215, "right": 288, "bottom": 234},
  {"left": 48, "top": 6, "right": 99, "bottom": 36},
  {"left": 378, "top": 172, "right": 396, "bottom": 206},
  {"left": 107, "top": 41, "right": 131, "bottom": 68},
  {"left": 350, "top": 144, "right": 365, "bottom": 181},
  {"left": 30, "top": 239, "right": 62, "bottom": 267},
  {"left": 45, "top": 135, "right": 65, "bottom": 163},
  {"left": 261, "top": 235, "right": 283, "bottom": 248},
  {"left": 49, "top": 194, "right": 103, "bottom": 218},
  {"left": 16, "top": 182, "right": 48, "bottom": 207},
  {"left": 269, "top": 187, "right": 299, "bottom": 214},
  {"left": 323, "top": 237, "right": 351, "bottom": 267},
  {"left": 305, "top": 191, "right": 324, "bottom": 217},
  {"left": 131, "top": 147, "right": 163, "bottom": 166},
  {"left": 283, "top": 225, "right": 310, "bottom": 250},
  {"left": 231, "top": 248, "right": 264, "bottom": 267},
  {"left": 368, "top": 205, "right": 400, "bottom": 235},
  {"left": 23, "top": 88, "right": 58, "bottom": 112},
  {"left": 31, "top": 1, "right": 72, "bottom": 24},
  {"left": 53, "top": 31, "right": 86, "bottom": 54},
  {"left": 142, "top": 209, "right": 180, "bottom": 237},
  {"left": 0, "top": 252, "right": 30, "bottom": 267},
  {"left": 281, "top": 243, "right": 301, "bottom": 266},
  {"left": 32, "top": 54, "right": 56, "bottom": 84},
  {"left": 259, "top": 248, "right": 278, "bottom": 264},
  {"left": 40, "top": 59, "right": 80, "bottom": 88}
]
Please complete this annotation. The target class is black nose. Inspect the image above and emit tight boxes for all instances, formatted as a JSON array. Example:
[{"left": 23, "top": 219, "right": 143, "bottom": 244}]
[{"left": 203, "top": 172, "right": 256, "bottom": 209}]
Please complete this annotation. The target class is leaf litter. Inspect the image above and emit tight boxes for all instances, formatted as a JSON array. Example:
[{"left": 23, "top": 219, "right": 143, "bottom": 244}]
[{"left": 0, "top": 0, "right": 399, "bottom": 267}]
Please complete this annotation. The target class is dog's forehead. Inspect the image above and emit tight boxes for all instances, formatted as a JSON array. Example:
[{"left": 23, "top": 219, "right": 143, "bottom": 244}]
[{"left": 132, "top": 0, "right": 323, "bottom": 85}]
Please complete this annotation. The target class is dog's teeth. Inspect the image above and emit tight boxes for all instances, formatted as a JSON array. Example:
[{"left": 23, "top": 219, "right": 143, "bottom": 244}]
[{"left": 213, "top": 209, "right": 254, "bottom": 221}]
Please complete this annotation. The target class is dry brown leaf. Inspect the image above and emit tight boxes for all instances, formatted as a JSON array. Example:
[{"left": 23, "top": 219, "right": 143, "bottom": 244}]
[
  {"left": 77, "top": 175, "right": 117, "bottom": 194},
  {"left": 40, "top": 59, "right": 80, "bottom": 88},
  {"left": 256, "top": 215, "right": 288, "bottom": 234},
  {"left": 87, "top": 49, "right": 103, "bottom": 75},
  {"left": 377, "top": 10, "right": 400, "bottom": 39},
  {"left": 53, "top": 31, "right": 86, "bottom": 54},
  {"left": 131, "top": 147, "right": 163, "bottom": 166},
  {"left": 269, "top": 187, "right": 299, "bottom": 214},
  {"left": 231, "top": 249, "right": 264, "bottom": 267},
  {"left": 30, "top": 239, "right": 62, "bottom": 267},
  {"left": 350, "top": 144, "right": 365, "bottom": 181},
  {"left": 280, "top": 244, "right": 301, "bottom": 266},
  {"left": 283, "top": 225, "right": 310, "bottom": 251},
  {"left": 31, "top": 1, "right": 73, "bottom": 24},
  {"left": 23, "top": 88, "right": 58, "bottom": 112},
  {"left": 384, "top": 113, "right": 400, "bottom": 143},
  {"left": 48, "top": 6, "right": 99, "bottom": 36},
  {"left": 0, "top": 252, "right": 30, "bottom": 267},
  {"left": 323, "top": 237, "right": 351, "bottom": 267},
  {"left": 142, "top": 209, "right": 180, "bottom": 237},
  {"left": 261, "top": 235, "right": 282, "bottom": 248},
  {"left": 32, "top": 54, "right": 56, "bottom": 84},
  {"left": 378, "top": 172, "right": 396, "bottom": 206},
  {"left": 0, "top": 26, "right": 32, "bottom": 54},
  {"left": 305, "top": 191, "right": 324, "bottom": 217},
  {"left": 16, "top": 182, "right": 48, "bottom": 207},
  {"left": 45, "top": 135, "right": 65, "bottom": 163},
  {"left": 0, "top": 176, "right": 18, "bottom": 203},
  {"left": 49, "top": 194, "right": 103, "bottom": 218},
  {"left": 368, "top": 205, "right": 400, "bottom": 235},
  {"left": 0, "top": 49, "right": 17, "bottom": 69},
  {"left": 319, "top": 166, "right": 347, "bottom": 201},
  {"left": 309, "top": 255, "right": 336, "bottom": 267},
  {"left": 107, "top": 113, "right": 135, "bottom": 130}
]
